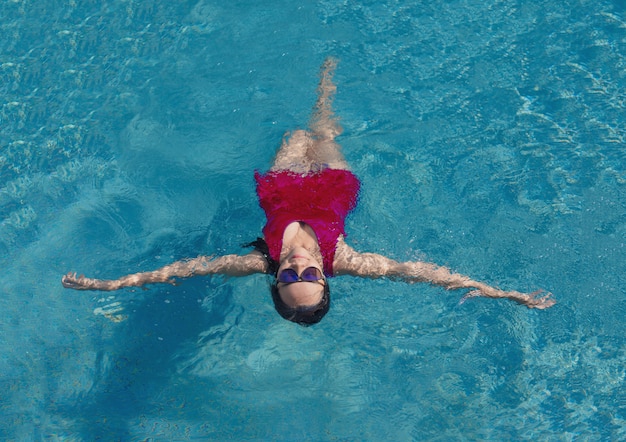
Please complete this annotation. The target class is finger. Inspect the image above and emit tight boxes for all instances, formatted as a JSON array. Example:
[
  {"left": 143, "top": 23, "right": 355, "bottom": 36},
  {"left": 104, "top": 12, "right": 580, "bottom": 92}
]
[{"left": 459, "top": 290, "right": 483, "bottom": 304}]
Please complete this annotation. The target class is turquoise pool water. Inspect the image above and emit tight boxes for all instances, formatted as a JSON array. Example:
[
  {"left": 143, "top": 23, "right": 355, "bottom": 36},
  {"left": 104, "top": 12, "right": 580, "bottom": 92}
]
[{"left": 2, "top": 0, "right": 626, "bottom": 440}]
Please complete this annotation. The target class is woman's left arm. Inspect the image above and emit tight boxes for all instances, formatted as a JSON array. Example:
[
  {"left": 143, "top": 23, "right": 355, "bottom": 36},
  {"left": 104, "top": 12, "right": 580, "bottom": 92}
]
[
  {"left": 333, "top": 241, "right": 555, "bottom": 309},
  {"left": 62, "top": 252, "right": 268, "bottom": 291}
]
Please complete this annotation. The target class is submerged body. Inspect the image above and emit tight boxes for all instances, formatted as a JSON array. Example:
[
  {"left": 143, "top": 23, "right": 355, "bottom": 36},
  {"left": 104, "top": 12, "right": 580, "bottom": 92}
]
[{"left": 62, "top": 58, "right": 555, "bottom": 324}]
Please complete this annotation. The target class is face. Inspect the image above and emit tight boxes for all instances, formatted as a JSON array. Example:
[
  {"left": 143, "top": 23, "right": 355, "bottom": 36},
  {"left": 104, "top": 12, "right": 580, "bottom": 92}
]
[{"left": 276, "top": 246, "right": 325, "bottom": 308}]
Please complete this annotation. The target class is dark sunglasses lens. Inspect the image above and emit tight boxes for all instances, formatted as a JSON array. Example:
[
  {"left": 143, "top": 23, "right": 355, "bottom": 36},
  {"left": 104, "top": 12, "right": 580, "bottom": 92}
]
[
  {"left": 278, "top": 268, "right": 299, "bottom": 283},
  {"left": 301, "top": 267, "right": 323, "bottom": 281}
]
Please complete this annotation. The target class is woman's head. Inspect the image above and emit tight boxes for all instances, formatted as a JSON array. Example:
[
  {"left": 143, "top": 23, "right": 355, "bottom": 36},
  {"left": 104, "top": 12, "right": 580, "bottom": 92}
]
[
  {"left": 270, "top": 247, "right": 330, "bottom": 325},
  {"left": 271, "top": 279, "right": 330, "bottom": 326},
  {"left": 245, "top": 238, "right": 331, "bottom": 325}
]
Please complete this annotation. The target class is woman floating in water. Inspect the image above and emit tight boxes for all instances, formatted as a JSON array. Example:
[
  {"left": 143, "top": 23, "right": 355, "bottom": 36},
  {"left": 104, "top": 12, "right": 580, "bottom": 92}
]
[{"left": 62, "top": 58, "right": 555, "bottom": 325}]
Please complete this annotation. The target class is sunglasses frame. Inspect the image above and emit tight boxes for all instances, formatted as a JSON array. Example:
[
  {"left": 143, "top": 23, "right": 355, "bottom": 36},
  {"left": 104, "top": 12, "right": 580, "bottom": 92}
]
[{"left": 276, "top": 266, "right": 326, "bottom": 286}]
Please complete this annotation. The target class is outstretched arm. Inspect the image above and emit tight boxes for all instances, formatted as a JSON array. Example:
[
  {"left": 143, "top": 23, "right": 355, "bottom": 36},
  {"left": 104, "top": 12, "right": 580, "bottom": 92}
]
[
  {"left": 333, "top": 241, "right": 555, "bottom": 309},
  {"left": 62, "top": 252, "right": 269, "bottom": 291}
]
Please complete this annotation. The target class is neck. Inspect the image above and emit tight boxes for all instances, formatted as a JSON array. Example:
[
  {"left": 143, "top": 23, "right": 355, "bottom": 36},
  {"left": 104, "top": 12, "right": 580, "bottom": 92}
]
[{"left": 280, "top": 222, "right": 324, "bottom": 264}]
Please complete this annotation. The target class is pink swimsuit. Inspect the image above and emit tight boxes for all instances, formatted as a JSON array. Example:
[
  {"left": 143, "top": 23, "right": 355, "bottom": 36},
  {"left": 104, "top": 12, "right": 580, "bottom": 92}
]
[{"left": 255, "top": 169, "right": 361, "bottom": 276}]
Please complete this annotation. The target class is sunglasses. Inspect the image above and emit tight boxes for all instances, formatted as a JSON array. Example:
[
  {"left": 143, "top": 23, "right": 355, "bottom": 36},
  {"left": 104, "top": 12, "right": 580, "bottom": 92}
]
[{"left": 277, "top": 267, "right": 325, "bottom": 285}]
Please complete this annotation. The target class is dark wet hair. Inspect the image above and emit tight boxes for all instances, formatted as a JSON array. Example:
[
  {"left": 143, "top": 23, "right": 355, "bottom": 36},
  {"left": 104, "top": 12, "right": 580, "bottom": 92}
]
[
  {"left": 245, "top": 237, "right": 331, "bottom": 326},
  {"left": 270, "top": 281, "right": 330, "bottom": 326}
]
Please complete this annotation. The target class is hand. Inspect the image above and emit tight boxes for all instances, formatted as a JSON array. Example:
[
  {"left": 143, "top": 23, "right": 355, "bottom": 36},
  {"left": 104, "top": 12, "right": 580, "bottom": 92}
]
[
  {"left": 515, "top": 290, "right": 556, "bottom": 309},
  {"left": 62, "top": 272, "right": 93, "bottom": 290},
  {"left": 461, "top": 289, "right": 556, "bottom": 309}
]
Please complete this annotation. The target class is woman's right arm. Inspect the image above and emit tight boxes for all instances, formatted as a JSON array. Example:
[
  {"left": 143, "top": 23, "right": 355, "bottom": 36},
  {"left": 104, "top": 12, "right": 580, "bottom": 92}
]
[{"left": 62, "top": 252, "right": 268, "bottom": 291}]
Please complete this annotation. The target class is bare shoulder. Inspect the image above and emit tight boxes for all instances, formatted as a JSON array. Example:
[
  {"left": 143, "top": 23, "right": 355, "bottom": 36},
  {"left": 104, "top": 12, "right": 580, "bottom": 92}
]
[
  {"left": 332, "top": 237, "right": 358, "bottom": 274},
  {"left": 245, "top": 250, "right": 270, "bottom": 271},
  {"left": 333, "top": 238, "right": 394, "bottom": 277}
]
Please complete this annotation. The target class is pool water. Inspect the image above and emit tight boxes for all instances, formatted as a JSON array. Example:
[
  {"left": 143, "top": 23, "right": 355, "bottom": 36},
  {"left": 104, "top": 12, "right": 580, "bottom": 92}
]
[{"left": 2, "top": 0, "right": 626, "bottom": 440}]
